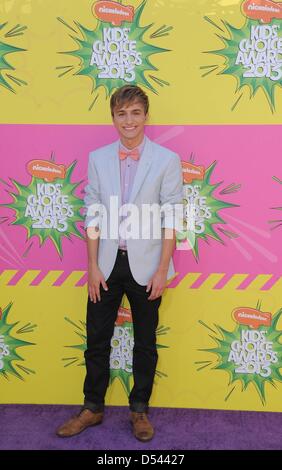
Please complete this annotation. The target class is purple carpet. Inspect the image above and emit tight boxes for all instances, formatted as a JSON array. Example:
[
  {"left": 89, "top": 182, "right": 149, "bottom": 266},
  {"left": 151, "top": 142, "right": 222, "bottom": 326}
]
[{"left": 0, "top": 405, "right": 281, "bottom": 450}]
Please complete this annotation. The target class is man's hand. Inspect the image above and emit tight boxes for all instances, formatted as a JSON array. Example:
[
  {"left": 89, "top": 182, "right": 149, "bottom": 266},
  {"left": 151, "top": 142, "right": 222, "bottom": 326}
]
[
  {"left": 146, "top": 268, "right": 168, "bottom": 300},
  {"left": 88, "top": 265, "right": 108, "bottom": 303}
]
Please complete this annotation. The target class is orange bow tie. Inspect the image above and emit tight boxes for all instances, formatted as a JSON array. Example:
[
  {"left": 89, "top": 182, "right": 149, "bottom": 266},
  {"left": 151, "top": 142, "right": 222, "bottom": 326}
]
[{"left": 119, "top": 149, "right": 140, "bottom": 161}]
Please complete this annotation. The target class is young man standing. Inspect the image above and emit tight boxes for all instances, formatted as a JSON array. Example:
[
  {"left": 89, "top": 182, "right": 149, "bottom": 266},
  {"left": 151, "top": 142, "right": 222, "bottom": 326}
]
[{"left": 56, "top": 85, "right": 183, "bottom": 442}]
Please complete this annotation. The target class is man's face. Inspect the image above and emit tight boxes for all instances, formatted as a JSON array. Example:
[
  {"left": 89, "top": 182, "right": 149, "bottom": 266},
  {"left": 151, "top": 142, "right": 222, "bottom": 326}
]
[{"left": 112, "top": 100, "right": 147, "bottom": 144}]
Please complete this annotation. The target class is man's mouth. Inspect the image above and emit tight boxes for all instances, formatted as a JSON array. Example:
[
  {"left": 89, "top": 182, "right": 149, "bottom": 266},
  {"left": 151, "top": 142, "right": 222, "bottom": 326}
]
[{"left": 124, "top": 126, "right": 136, "bottom": 131}]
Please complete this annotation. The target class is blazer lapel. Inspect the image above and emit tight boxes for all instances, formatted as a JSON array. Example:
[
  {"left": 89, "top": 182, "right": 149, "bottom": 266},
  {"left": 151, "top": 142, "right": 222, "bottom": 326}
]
[
  {"left": 129, "top": 138, "right": 153, "bottom": 203},
  {"left": 107, "top": 140, "right": 122, "bottom": 207}
]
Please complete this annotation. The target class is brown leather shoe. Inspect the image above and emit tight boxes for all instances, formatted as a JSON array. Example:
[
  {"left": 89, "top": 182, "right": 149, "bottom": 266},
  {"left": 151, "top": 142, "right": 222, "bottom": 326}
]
[
  {"left": 56, "top": 409, "right": 103, "bottom": 437},
  {"left": 130, "top": 412, "right": 154, "bottom": 442}
]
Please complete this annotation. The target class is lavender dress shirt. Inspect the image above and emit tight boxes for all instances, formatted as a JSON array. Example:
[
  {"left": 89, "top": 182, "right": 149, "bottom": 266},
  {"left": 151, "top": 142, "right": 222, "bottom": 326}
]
[{"left": 118, "top": 137, "right": 146, "bottom": 249}]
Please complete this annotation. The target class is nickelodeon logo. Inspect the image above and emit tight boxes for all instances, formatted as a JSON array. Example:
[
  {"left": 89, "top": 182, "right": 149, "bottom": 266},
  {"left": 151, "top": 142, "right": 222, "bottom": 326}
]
[
  {"left": 181, "top": 162, "right": 205, "bottom": 184},
  {"left": 242, "top": 0, "right": 282, "bottom": 23},
  {"left": 232, "top": 307, "right": 272, "bottom": 329},
  {"left": 93, "top": 0, "right": 135, "bottom": 26},
  {"left": 26, "top": 160, "right": 66, "bottom": 182},
  {"left": 115, "top": 307, "right": 132, "bottom": 326}
]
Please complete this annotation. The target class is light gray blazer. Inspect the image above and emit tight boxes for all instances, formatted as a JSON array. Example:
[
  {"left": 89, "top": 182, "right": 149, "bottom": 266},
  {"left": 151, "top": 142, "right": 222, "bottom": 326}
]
[{"left": 84, "top": 136, "right": 183, "bottom": 285}]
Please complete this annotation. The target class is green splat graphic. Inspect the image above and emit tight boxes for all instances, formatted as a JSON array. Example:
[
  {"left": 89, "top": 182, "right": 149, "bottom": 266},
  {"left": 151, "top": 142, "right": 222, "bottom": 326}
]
[
  {"left": 0, "top": 303, "right": 36, "bottom": 381},
  {"left": 199, "top": 306, "right": 282, "bottom": 404},
  {"left": 2, "top": 161, "right": 84, "bottom": 257},
  {"left": 176, "top": 161, "right": 238, "bottom": 260},
  {"left": 0, "top": 22, "right": 27, "bottom": 92},
  {"left": 64, "top": 315, "right": 169, "bottom": 396},
  {"left": 58, "top": 0, "right": 170, "bottom": 99},
  {"left": 205, "top": 16, "right": 282, "bottom": 111}
]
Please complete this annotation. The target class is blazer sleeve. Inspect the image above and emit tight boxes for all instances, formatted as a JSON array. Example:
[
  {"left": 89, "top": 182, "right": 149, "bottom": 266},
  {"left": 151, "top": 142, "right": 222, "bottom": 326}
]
[
  {"left": 160, "top": 153, "right": 183, "bottom": 230},
  {"left": 84, "top": 153, "right": 103, "bottom": 230}
]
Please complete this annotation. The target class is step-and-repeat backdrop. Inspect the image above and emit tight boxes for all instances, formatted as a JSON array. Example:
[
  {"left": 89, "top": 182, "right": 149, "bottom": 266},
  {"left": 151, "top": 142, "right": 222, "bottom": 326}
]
[{"left": 1, "top": 0, "right": 282, "bottom": 412}]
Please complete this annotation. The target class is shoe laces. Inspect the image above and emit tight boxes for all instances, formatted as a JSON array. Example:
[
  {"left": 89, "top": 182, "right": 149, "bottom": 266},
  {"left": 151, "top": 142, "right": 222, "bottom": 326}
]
[{"left": 136, "top": 412, "right": 146, "bottom": 421}]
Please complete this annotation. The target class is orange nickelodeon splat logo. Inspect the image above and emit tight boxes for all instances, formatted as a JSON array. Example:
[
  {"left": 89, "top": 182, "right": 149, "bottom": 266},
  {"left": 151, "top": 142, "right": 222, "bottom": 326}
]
[
  {"left": 242, "top": 0, "right": 282, "bottom": 23},
  {"left": 182, "top": 162, "right": 205, "bottom": 184},
  {"left": 115, "top": 306, "right": 132, "bottom": 326},
  {"left": 93, "top": 1, "right": 135, "bottom": 26},
  {"left": 26, "top": 160, "right": 66, "bottom": 183},
  {"left": 233, "top": 307, "right": 272, "bottom": 329}
]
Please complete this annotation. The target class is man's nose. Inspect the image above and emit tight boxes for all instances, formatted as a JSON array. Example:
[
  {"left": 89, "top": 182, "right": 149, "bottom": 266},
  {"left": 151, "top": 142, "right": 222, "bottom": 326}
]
[{"left": 125, "top": 113, "right": 134, "bottom": 124}]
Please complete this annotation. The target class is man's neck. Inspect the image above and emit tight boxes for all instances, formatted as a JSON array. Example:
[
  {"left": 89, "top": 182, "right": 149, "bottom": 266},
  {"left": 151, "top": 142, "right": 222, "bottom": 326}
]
[{"left": 120, "top": 135, "right": 145, "bottom": 150}]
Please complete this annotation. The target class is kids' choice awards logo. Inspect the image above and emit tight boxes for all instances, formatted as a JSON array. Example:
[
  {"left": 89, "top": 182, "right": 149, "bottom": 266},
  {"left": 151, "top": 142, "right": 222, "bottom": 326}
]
[
  {"left": 0, "top": 22, "right": 27, "bottom": 93},
  {"left": 64, "top": 302, "right": 169, "bottom": 395},
  {"left": 176, "top": 159, "right": 240, "bottom": 260},
  {"left": 57, "top": 0, "right": 171, "bottom": 108},
  {"left": 198, "top": 302, "right": 282, "bottom": 404},
  {"left": 1, "top": 156, "right": 84, "bottom": 257},
  {"left": 109, "top": 306, "right": 134, "bottom": 393},
  {"left": 203, "top": 0, "right": 282, "bottom": 111},
  {"left": 0, "top": 303, "right": 36, "bottom": 381}
]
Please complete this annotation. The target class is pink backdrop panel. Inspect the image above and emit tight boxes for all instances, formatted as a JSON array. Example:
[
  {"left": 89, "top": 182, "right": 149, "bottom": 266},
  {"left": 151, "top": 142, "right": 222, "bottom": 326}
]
[{"left": 0, "top": 124, "right": 281, "bottom": 282}]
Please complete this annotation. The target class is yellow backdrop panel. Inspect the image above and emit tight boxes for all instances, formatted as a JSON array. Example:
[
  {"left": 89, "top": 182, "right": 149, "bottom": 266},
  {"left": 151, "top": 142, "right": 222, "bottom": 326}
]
[
  {"left": 1, "top": 269, "right": 282, "bottom": 411},
  {"left": 0, "top": 0, "right": 282, "bottom": 124}
]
